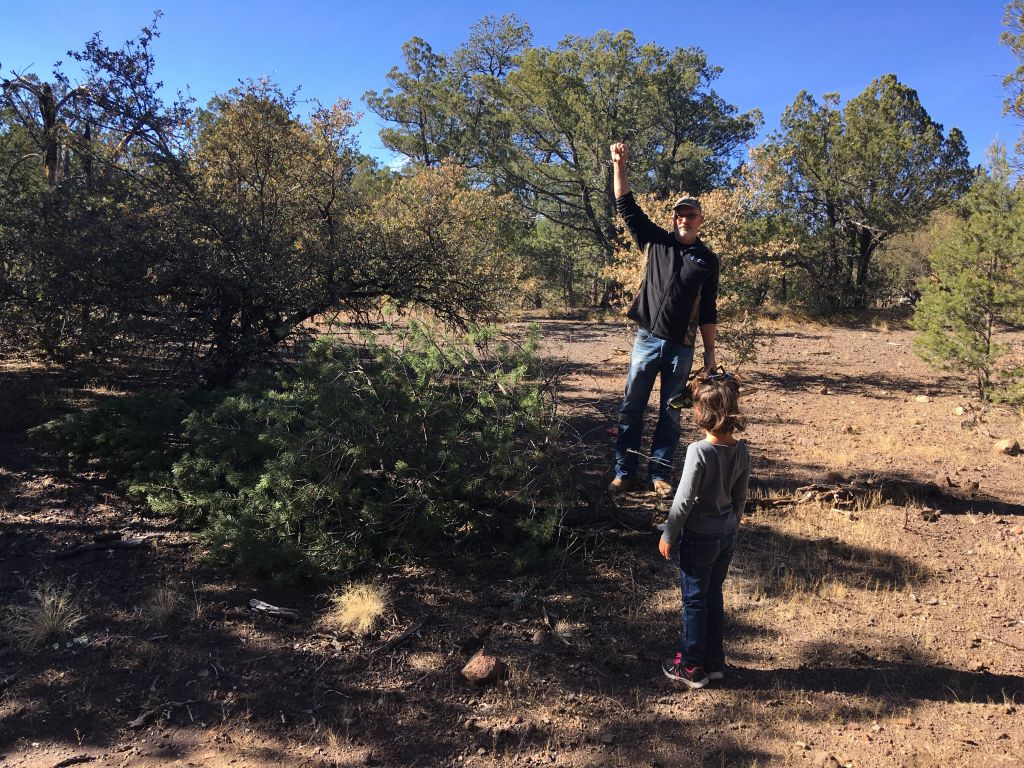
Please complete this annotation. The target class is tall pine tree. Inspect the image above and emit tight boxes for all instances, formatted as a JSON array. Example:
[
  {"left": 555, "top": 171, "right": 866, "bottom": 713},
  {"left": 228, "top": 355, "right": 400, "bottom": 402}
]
[{"left": 913, "top": 147, "right": 1024, "bottom": 401}]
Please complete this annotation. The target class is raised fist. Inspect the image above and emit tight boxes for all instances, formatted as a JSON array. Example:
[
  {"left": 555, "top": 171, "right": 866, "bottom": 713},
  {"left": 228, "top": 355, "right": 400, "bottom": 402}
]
[{"left": 609, "top": 142, "right": 628, "bottom": 164}]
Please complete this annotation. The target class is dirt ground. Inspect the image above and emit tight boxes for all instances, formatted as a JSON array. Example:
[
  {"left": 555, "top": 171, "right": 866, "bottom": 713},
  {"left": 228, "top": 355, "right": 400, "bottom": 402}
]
[{"left": 1, "top": 317, "right": 1022, "bottom": 767}]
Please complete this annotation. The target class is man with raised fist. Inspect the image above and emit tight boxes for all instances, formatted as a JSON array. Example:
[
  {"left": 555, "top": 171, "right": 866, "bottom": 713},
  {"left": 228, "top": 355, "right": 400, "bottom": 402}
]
[{"left": 607, "top": 141, "right": 719, "bottom": 498}]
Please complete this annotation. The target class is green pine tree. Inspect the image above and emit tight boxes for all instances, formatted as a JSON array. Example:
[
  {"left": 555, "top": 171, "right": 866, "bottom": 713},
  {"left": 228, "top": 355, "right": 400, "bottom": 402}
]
[{"left": 913, "top": 146, "right": 1024, "bottom": 401}]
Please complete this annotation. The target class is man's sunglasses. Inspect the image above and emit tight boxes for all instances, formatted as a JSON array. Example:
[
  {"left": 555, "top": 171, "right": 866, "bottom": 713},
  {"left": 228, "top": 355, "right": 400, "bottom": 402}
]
[
  {"left": 704, "top": 370, "right": 738, "bottom": 386},
  {"left": 667, "top": 367, "right": 738, "bottom": 410}
]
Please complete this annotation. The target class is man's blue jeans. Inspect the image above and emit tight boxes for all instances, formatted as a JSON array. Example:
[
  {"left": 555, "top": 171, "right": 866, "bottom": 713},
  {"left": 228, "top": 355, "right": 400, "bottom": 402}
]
[
  {"left": 614, "top": 328, "right": 695, "bottom": 482},
  {"left": 679, "top": 530, "right": 736, "bottom": 668}
]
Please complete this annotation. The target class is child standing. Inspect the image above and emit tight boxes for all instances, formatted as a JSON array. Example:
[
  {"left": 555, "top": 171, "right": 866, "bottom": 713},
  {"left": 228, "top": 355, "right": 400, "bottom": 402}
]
[{"left": 658, "top": 373, "right": 749, "bottom": 689}]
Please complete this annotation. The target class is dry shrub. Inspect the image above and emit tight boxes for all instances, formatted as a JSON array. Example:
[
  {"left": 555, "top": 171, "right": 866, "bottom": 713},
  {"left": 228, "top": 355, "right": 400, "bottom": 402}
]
[
  {"left": 142, "top": 582, "right": 182, "bottom": 626},
  {"left": 6, "top": 583, "right": 85, "bottom": 649},
  {"left": 321, "top": 582, "right": 391, "bottom": 636}
]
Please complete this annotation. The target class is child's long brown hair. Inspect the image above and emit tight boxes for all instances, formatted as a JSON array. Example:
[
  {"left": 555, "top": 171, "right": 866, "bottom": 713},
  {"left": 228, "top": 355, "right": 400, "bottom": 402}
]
[{"left": 692, "top": 375, "right": 745, "bottom": 434}]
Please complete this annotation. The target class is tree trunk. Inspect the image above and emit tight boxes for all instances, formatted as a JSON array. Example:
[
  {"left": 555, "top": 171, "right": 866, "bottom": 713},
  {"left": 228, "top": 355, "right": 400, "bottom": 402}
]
[
  {"left": 853, "top": 229, "right": 876, "bottom": 309},
  {"left": 40, "top": 83, "right": 60, "bottom": 188}
]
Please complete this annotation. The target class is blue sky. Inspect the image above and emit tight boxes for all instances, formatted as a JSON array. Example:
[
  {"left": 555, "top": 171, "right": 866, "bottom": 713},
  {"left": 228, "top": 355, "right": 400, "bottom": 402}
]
[{"left": 2, "top": 1, "right": 1018, "bottom": 167}]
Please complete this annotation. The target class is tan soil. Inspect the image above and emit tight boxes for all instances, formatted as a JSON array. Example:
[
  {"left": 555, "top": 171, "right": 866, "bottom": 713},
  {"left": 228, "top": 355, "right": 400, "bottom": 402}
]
[{"left": 1, "top": 318, "right": 1022, "bottom": 767}]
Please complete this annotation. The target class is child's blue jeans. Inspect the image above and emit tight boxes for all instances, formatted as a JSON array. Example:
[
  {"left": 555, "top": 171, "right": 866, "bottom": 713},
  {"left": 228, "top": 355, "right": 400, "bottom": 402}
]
[{"left": 679, "top": 530, "right": 736, "bottom": 668}]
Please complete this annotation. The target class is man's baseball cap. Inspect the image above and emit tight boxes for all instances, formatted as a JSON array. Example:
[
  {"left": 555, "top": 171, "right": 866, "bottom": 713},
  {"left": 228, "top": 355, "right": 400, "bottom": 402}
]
[{"left": 672, "top": 196, "right": 702, "bottom": 213}]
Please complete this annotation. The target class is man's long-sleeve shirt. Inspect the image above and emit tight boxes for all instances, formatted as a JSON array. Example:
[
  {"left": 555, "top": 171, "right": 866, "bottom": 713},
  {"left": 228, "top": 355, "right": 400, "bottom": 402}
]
[{"left": 616, "top": 192, "right": 719, "bottom": 346}]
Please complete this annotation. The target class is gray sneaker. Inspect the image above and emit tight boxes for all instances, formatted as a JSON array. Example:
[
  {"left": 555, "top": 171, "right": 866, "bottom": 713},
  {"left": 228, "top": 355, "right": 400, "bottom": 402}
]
[{"left": 705, "top": 662, "right": 726, "bottom": 682}]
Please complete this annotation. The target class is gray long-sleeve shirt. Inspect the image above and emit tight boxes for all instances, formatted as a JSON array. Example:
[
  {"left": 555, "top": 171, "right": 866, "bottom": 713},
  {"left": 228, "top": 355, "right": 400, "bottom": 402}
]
[{"left": 661, "top": 439, "right": 750, "bottom": 544}]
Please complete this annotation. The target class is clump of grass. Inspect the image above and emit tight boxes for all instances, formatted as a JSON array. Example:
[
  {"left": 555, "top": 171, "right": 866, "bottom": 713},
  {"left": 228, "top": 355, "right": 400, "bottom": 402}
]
[
  {"left": 853, "top": 489, "right": 885, "bottom": 513},
  {"left": 188, "top": 583, "right": 209, "bottom": 624},
  {"left": 6, "top": 584, "right": 85, "bottom": 649},
  {"left": 142, "top": 582, "right": 182, "bottom": 626},
  {"left": 321, "top": 582, "right": 391, "bottom": 636}
]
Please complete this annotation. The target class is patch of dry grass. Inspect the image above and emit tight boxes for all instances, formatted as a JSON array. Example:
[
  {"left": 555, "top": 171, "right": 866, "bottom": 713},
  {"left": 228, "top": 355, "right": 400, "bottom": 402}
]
[
  {"left": 188, "top": 584, "right": 210, "bottom": 624},
  {"left": 142, "top": 582, "right": 182, "bottom": 626},
  {"left": 731, "top": 497, "right": 929, "bottom": 658},
  {"left": 321, "top": 582, "right": 391, "bottom": 636},
  {"left": 5, "top": 583, "right": 85, "bottom": 649}
]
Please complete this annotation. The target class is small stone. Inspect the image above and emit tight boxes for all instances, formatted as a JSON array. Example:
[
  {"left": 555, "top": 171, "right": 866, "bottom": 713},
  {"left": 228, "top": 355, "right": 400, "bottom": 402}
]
[
  {"left": 599, "top": 732, "right": 616, "bottom": 745},
  {"left": 926, "top": 597, "right": 939, "bottom": 606},
  {"left": 914, "top": 394, "right": 931, "bottom": 403},
  {"left": 993, "top": 439, "right": 1020, "bottom": 456},
  {"left": 531, "top": 629, "right": 548, "bottom": 646},
  {"left": 819, "top": 386, "right": 829, "bottom": 395},
  {"left": 954, "top": 406, "right": 965, "bottom": 416},
  {"left": 461, "top": 650, "right": 507, "bottom": 686}
]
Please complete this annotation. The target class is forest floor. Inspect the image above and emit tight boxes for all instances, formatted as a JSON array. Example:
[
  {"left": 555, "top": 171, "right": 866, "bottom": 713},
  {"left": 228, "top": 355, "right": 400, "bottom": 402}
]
[{"left": 1, "top": 316, "right": 1023, "bottom": 767}]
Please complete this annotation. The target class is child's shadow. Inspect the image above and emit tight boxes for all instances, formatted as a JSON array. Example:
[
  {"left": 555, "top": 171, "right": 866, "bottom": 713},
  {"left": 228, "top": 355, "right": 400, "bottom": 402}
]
[{"left": 723, "top": 652, "right": 1024, "bottom": 705}]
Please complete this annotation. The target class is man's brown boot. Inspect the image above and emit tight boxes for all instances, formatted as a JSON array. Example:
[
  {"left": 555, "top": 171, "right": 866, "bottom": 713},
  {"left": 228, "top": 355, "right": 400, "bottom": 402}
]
[
  {"left": 608, "top": 476, "right": 643, "bottom": 494},
  {"left": 652, "top": 479, "right": 674, "bottom": 499}
]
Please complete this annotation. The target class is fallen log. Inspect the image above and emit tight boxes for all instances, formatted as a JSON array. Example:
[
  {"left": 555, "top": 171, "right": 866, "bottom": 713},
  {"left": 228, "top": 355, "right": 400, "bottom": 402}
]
[
  {"left": 52, "top": 756, "right": 95, "bottom": 768},
  {"left": 56, "top": 536, "right": 161, "bottom": 559},
  {"left": 249, "top": 599, "right": 300, "bottom": 622},
  {"left": 370, "top": 621, "right": 426, "bottom": 657},
  {"left": 127, "top": 699, "right": 196, "bottom": 729},
  {"left": 750, "top": 478, "right": 950, "bottom": 511}
]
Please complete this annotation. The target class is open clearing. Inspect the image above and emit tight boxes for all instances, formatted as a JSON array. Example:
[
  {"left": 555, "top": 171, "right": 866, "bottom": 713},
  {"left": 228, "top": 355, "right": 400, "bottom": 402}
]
[{"left": 1, "top": 318, "right": 1022, "bottom": 767}]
